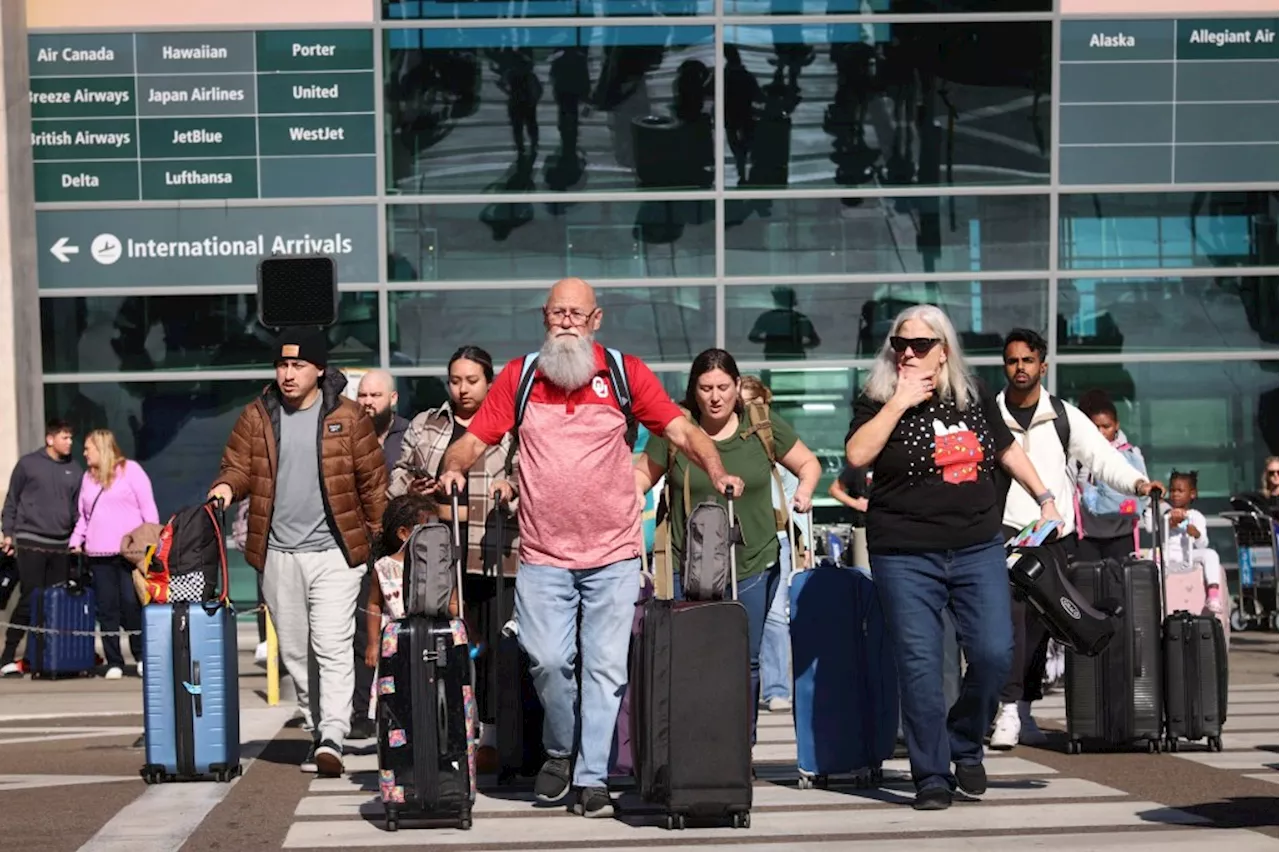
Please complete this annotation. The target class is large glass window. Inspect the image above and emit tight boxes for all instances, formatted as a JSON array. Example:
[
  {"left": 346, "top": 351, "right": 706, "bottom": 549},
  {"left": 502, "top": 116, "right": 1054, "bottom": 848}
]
[
  {"left": 722, "top": 22, "right": 1050, "bottom": 190},
  {"left": 389, "top": 285, "right": 714, "bottom": 367},
  {"left": 1059, "top": 276, "right": 1278, "bottom": 354},
  {"left": 1056, "top": 361, "right": 1279, "bottom": 513},
  {"left": 725, "top": 278, "right": 1045, "bottom": 360},
  {"left": 384, "top": 0, "right": 712, "bottom": 20},
  {"left": 384, "top": 26, "right": 715, "bottom": 194},
  {"left": 1059, "top": 191, "right": 1279, "bottom": 271},
  {"left": 725, "top": 0, "right": 1050, "bottom": 13},
  {"left": 388, "top": 200, "right": 716, "bottom": 281},
  {"left": 40, "top": 293, "right": 380, "bottom": 375},
  {"left": 724, "top": 194, "right": 1049, "bottom": 277}
]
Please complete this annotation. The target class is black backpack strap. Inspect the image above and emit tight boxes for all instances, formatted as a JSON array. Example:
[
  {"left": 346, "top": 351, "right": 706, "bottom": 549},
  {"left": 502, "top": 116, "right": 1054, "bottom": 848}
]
[
  {"left": 605, "top": 347, "right": 638, "bottom": 449},
  {"left": 1049, "top": 395, "right": 1071, "bottom": 456},
  {"left": 504, "top": 352, "right": 541, "bottom": 477}
]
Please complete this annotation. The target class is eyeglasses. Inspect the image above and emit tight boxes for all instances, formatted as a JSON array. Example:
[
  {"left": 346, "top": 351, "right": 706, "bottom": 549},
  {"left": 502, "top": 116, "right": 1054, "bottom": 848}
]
[
  {"left": 545, "top": 307, "right": 596, "bottom": 325},
  {"left": 890, "top": 336, "right": 941, "bottom": 356}
]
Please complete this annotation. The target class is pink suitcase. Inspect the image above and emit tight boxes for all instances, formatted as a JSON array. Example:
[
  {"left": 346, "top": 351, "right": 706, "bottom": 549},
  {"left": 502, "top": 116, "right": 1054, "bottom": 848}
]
[{"left": 1163, "top": 564, "right": 1230, "bottom": 647}]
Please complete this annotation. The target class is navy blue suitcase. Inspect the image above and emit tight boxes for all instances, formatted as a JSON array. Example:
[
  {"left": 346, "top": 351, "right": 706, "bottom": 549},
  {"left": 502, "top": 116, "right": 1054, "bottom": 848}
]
[
  {"left": 140, "top": 601, "right": 241, "bottom": 783},
  {"left": 25, "top": 583, "right": 96, "bottom": 679},
  {"left": 789, "top": 563, "right": 898, "bottom": 788}
]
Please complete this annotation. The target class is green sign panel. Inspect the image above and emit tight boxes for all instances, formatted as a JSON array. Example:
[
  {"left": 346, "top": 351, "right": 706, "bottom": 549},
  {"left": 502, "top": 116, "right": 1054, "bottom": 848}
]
[
  {"left": 29, "top": 29, "right": 377, "bottom": 202},
  {"left": 36, "top": 205, "right": 379, "bottom": 288}
]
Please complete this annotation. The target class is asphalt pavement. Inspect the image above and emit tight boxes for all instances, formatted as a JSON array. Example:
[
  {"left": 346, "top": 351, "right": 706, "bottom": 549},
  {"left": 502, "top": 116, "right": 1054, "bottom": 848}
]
[{"left": 0, "top": 624, "right": 1273, "bottom": 852}]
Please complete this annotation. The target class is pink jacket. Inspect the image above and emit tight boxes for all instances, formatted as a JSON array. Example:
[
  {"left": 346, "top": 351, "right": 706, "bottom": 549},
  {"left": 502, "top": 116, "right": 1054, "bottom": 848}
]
[{"left": 69, "top": 461, "right": 160, "bottom": 557}]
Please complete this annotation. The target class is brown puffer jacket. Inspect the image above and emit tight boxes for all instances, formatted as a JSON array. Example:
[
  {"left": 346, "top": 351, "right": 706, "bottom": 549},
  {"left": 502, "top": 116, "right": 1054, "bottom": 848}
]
[{"left": 212, "top": 369, "right": 388, "bottom": 571}]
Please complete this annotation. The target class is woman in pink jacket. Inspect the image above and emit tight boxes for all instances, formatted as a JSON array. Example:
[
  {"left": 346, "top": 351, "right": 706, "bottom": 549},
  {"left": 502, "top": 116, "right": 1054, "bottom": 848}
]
[{"left": 68, "top": 430, "right": 158, "bottom": 679}]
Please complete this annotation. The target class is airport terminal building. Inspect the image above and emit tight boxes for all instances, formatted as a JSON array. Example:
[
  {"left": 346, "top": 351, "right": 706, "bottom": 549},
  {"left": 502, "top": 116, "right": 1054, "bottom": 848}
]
[{"left": 0, "top": 0, "right": 1274, "bottom": 593}]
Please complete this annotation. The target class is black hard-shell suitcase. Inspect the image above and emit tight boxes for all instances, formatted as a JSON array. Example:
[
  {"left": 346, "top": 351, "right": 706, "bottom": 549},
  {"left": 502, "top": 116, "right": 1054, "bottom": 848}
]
[
  {"left": 631, "top": 490, "right": 752, "bottom": 830},
  {"left": 1159, "top": 490, "right": 1229, "bottom": 753},
  {"left": 376, "top": 488, "right": 476, "bottom": 832},
  {"left": 1064, "top": 494, "right": 1165, "bottom": 754},
  {"left": 377, "top": 615, "right": 475, "bottom": 831}
]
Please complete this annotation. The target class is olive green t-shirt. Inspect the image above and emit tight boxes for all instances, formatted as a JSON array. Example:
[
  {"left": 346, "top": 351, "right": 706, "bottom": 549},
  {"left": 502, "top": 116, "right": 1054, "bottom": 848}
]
[{"left": 646, "top": 412, "right": 799, "bottom": 580}]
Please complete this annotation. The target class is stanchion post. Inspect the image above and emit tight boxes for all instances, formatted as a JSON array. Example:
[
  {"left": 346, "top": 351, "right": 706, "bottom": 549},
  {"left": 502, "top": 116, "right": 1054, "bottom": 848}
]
[{"left": 265, "top": 608, "right": 279, "bottom": 706}]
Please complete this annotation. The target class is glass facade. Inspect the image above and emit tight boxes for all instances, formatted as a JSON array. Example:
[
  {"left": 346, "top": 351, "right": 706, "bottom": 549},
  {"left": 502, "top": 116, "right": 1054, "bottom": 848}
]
[{"left": 32, "top": 4, "right": 1279, "bottom": 597}]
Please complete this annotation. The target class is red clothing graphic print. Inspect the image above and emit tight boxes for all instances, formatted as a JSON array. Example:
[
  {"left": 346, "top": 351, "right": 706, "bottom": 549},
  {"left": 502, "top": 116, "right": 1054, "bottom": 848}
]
[{"left": 932, "top": 419, "right": 984, "bottom": 484}]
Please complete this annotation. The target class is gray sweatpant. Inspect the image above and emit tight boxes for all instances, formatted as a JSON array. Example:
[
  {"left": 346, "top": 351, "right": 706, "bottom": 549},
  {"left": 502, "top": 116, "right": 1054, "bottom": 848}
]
[{"left": 262, "top": 548, "right": 365, "bottom": 748}]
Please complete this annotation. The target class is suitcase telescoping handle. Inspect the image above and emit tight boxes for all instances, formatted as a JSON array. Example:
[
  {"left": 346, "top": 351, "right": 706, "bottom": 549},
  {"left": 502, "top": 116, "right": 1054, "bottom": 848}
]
[
  {"left": 450, "top": 483, "right": 465, "bottom": 616},
  {"left": 489, "top": 487, "right": 506, "bottom": 717},
  {"left": 205, "top": 495, "right": 231, "bottom": 604},
  {"left": 725, "top": 485, "right": 739, "bottom": 602},
  {"left": 1148, "top": 485, "right": 1167, "bottom": 621}
]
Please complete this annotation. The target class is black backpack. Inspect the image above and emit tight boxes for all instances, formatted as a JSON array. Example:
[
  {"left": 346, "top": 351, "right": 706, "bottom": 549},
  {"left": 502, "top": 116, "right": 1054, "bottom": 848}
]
[{"left": 151, "top": 500, "right": 227, "bottom": 603}]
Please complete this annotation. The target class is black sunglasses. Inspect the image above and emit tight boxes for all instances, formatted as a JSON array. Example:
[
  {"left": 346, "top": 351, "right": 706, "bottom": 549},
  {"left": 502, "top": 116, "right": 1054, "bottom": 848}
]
[{"left": 890, "top": 336, "right": 941, "bottom": 355}]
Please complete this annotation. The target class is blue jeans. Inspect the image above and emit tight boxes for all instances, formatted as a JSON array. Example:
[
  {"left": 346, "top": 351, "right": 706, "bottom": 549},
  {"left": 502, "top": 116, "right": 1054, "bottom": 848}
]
[
  {"left": 871, "top": 535, "right": 1013, "bottom": 793},
  {"left": 760, "top": 537, "right": 793, "bottom": 702},
  {"left": 515, "top": 558, "right": 641, "bottom": 789}
]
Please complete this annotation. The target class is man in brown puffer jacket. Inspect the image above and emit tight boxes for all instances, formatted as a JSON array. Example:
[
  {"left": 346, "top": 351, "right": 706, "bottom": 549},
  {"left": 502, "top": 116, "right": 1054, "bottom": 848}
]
[{"left": 209, "top": 328, "right": 387, "bottom": 777}]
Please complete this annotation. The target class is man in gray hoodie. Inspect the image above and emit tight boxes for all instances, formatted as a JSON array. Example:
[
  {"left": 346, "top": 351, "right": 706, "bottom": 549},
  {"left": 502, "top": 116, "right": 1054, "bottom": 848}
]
[{"left": 0, "top": 419, "right": 82, "bottom": 676}]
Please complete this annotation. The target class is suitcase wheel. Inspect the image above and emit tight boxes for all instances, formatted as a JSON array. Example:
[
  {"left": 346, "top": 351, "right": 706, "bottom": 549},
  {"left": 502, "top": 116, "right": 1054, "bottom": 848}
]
[
  {"left": 1209, "top": 735, "right": 1224, "bottom": 753},
  {"left": 1166, "top": 737, "right": 1179, "bottom": 754},
  {"left": 385, "top": 808, "right": 399, "bottom": 833},
  {"left": 1065, "top": 740, "right": 1083, "bottom": 755},
  {"left": 1146, "top": 739, "right": 1160, "bottom": 754},
  {"left": 733, "top": 811, "right": 751, "bottom": 829},
  {"left": 665, "top": 813, "right": 686, "bottom": 830},
  {"left": 459, "top": 810, "right": 472, "bottom": 831}
]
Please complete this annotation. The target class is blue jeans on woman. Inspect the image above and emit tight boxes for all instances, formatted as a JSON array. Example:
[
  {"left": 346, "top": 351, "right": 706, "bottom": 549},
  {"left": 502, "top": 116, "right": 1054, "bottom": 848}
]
[
  {"left": 760, "top": 536, "right": 793, "bottom": 703},
  {"left": 871, "top": 535, "right": 1013, "bottom": 794}
]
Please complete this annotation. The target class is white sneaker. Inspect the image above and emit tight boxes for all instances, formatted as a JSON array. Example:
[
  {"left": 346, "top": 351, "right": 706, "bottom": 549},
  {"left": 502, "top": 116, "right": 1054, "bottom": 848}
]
[
  {"left": 135, "top": 662, "right": 144, "bottom": 678},
  {"left": 0, "top": 662, "right": 21, "bottom": 678},
  {"left": 1017, "top": 701, "right": 1048, "bottom": 746},
  {"left": 766, "top": 696, "right": 792, "bottom": 713},
  {"left": 104, "top": 667, "right": 124, "bottom": 680},
  {"left": 254, "top": 642, "right": 268, "bottom": 664},
  {"left": 989, "top": 702, "right": 1020, "bottom": 750}
]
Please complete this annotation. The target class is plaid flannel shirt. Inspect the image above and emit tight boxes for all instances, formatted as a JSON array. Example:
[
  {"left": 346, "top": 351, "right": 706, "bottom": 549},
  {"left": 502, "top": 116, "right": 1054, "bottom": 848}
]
[{"left": 388, "top": 402, "right": 520, "bottom": 576}]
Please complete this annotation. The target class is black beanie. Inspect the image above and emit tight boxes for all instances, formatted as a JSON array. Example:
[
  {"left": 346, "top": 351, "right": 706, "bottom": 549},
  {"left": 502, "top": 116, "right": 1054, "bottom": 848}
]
[{"left": 275, "top": 327, "right": 329, "bottom": 369}]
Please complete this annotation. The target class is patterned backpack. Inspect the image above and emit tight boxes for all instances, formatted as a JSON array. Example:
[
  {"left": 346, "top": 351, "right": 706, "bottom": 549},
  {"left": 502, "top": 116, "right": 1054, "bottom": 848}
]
[{"left": 145, "top": 500, "right": 228, "bottom": 604}]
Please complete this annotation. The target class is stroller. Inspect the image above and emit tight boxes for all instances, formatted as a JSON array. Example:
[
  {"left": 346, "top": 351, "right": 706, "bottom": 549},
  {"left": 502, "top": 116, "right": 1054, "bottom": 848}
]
[{"left": 1219, "top": 495, "right": 1278, "bottom": 632}]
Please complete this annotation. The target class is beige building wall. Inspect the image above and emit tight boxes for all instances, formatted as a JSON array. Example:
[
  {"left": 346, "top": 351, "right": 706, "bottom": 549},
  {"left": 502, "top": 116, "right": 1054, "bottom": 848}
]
[{"left": 0, "top": 0, "right": 42, "bottom": 495}]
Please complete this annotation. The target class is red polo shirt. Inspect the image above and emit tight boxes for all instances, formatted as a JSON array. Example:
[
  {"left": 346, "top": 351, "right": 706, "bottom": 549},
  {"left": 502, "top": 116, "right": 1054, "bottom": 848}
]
[{"left": 469, "top": 344, "right": 682, "bottom": 569}]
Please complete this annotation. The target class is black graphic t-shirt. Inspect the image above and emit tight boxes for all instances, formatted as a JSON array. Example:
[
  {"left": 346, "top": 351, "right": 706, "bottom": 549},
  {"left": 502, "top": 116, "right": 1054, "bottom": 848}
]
[{"left": 848, "top": 377, "right": 1015, "bottom": 553}]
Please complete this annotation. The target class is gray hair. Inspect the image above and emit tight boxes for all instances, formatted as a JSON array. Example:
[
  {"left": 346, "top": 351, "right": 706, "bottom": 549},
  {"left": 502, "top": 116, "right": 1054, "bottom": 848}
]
[{"left": 863, "top": 304, "right": 978, "bottom": 411}]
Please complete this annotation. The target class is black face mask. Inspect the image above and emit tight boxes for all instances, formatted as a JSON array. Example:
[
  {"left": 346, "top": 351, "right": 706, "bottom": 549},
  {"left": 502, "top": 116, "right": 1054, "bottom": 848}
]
[{"left": 371, "top": 406, "right": 394, "bottom": 435}]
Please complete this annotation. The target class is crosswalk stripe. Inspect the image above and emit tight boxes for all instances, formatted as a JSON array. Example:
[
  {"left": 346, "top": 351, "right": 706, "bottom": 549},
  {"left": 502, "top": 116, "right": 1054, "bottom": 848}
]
[
  {"left": 1171, "top": 751, "right": 1279, "bottom": 771},
  {"left": 1243, "top": 773, "right": 1280, "bottom": 785},
  {"left": 1197, "top": 731, "right": 1278, "bottom": 750},
  {"left": 281, "top": 800, "right": 1208, "bottom": 848},
  {"left": 298, "top": 776, "right": 1126, "bottom": 817}
]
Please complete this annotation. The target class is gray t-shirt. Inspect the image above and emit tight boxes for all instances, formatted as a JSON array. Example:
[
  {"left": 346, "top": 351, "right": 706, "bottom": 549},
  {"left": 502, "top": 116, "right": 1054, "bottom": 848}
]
[{"left": 268, "top": 398, "right": 335, "bottom": 552}]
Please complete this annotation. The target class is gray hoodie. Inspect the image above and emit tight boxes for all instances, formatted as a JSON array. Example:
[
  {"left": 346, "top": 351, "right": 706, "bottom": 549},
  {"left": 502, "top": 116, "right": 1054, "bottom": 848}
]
[{"left": 1, "top": 449, "right": 82, "bottom": 545}]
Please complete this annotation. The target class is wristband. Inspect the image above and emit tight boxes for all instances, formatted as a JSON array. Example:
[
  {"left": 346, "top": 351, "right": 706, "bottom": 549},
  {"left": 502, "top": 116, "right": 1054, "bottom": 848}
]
[{"left": 1035, "top": 491, "right": 1055, "bottom": 507}]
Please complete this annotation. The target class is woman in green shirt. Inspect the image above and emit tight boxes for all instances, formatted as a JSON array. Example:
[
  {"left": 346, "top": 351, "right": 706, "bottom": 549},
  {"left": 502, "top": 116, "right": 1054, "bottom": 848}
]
[{"left": 634, "top": 348, "right": 821, "bottom": 742}]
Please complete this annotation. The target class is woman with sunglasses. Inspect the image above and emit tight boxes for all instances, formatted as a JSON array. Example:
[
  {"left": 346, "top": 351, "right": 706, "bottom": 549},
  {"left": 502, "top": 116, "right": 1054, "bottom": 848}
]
[{"left": 846, "top": 305, "right": 1062, "bottom": 812}]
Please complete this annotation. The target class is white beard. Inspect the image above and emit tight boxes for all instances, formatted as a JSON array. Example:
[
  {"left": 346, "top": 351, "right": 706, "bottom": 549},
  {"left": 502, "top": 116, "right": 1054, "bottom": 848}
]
[{"left": 539, "top": 332, "right": 597, "bottom": 390}]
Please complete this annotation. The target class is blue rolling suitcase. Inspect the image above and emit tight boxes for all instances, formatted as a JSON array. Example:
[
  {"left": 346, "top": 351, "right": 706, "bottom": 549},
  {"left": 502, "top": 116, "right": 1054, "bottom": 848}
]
[
  {"left": 789, "top": 562, "right": 899, "bottom": 789},
  {"left": 25, "top": 583, "right": 97, "bottom": 679},
  {"left": 140, "top": 601, "right": 241, "bottom": 783}
]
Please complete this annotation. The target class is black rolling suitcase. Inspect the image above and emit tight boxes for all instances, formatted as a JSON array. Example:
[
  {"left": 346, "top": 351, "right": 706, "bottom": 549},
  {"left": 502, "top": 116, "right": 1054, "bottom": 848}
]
[
  {"left": 1064, "top": 494, "right": 1165, "bottom": 755},
  {"left": 377, "top": 489, "right": 477, "bottom": 832},
  {"left": 486, "top": 491, "right": 545, "bottom": 785},
  {"left": 632, "top": 489, "right": 752, "bottom": 830},
  {"left": 1161, "top": 496, "right": 1229, "bottom": 753}
]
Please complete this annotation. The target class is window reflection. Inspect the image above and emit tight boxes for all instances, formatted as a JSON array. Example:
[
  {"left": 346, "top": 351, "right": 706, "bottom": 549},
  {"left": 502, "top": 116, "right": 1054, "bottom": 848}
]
[
  {"left": 724, "top": 194, "right": 1049, "bottom": 276},
  {"left": 40, "top": 293, "right": 380, "bottom": 375},
  {"left": 722, "top": 22, "right": 1051, "bottom": 190},
  {"left": 1059, "top": 191, "right": 1279, "bottom": 270},
  {"left": 388, "top": 286, "right": 714, "bottom": 366},
  {"left": 384, "top": 26, "right": 715, "bottom": 194},
  {"left": 726, "top": 279, "right": 1047, "bottom": 359},
  {"left": 1059, "top": 276, "right": 1278, "bottom": 354},
  {"left": 388, "top": 200, "right": 716, "bottom": 281},
  {"left": 1057, "top": 361, "right": 1279, "bottom": 518},
  {"left": 384, "top": 0, "right": 711, "bottom": 20}
]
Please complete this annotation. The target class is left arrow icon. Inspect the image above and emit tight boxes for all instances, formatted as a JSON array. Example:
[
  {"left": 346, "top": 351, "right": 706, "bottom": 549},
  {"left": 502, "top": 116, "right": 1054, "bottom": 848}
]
[{"left": 50, "top": 237, "right": 79, "bottom": 263}]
